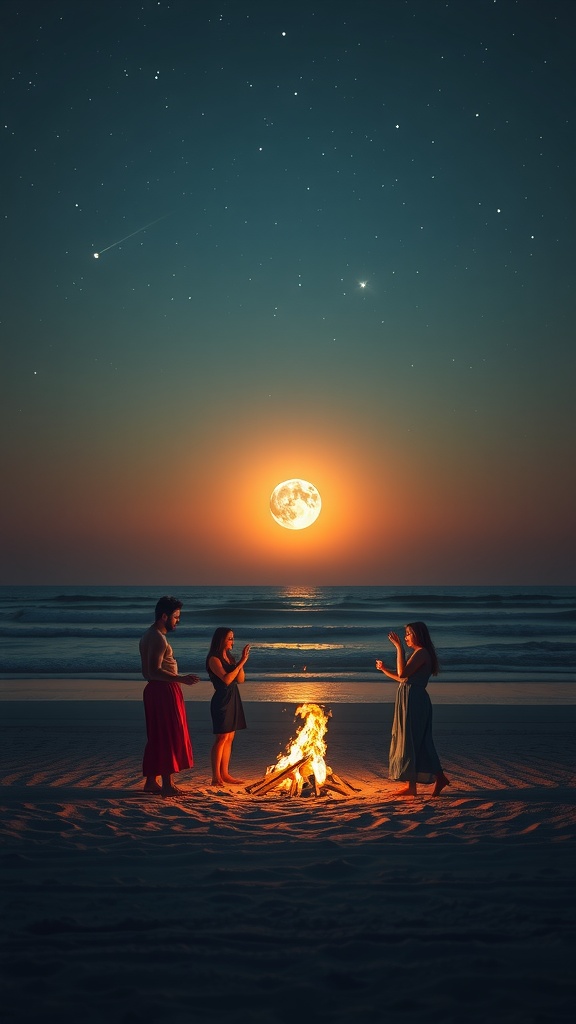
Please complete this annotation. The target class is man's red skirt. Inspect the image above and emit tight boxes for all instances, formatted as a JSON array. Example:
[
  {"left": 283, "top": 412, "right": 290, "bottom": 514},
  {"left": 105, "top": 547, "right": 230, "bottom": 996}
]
[{"left": 142, "top": 680, "right": 193, "bottom": 776}]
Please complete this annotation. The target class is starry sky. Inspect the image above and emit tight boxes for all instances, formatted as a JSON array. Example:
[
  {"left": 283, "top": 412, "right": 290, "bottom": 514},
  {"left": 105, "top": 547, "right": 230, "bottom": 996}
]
[{"left": 1, "top": 0, "right": 574, "bottom": 586}]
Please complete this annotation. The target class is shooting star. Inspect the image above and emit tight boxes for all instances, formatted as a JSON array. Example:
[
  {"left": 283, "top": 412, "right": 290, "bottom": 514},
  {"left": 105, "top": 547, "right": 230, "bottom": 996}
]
[{"left": 93, "top": 215, "right": 169, "bottom": 258}]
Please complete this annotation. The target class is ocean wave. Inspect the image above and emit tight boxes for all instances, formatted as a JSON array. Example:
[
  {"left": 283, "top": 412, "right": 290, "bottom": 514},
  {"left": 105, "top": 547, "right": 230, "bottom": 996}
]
[
  {"left": 8, "top": 609, "right": 154, "bottom": 625},
  {"left": 47, "top": 594, "right": 149, "bottom": 604},
  {"left": 1, "top": 585, "right": 573, "bottom": 678},
  {"left": 5, "top": 611, "right": 568, "bottom": 634},
  {"left": 3, "top": 614, "right": 569, "bottom": 638},
  {"left": 2, "top": 640, "right": 574, "bottom": 676},
  {"left": 337, "top": 591, "right": 575, "bottom": 607}
]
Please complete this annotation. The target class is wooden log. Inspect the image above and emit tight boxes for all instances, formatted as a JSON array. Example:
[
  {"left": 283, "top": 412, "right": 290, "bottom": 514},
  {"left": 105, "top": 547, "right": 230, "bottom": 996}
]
[
  {"left": 246, "top": 755, "right": 310, "bottom": 795},
  {"left": 330, "top": 771, "right": 360, "bottom": 793},
  {"left": 324, "top": 780, "right": 351, "bottom": 797}
]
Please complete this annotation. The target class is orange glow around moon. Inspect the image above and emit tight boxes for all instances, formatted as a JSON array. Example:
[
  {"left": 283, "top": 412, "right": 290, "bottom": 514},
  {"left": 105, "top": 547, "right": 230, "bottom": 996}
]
[{"left": 270, "top": 479, "right": 322, "bottom": 530}]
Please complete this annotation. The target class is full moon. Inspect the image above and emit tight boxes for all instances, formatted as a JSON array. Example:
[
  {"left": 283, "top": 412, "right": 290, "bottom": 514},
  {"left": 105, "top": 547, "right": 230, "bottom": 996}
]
[{"left": 270, "top": 479, "right": 322, "bottom": 530}]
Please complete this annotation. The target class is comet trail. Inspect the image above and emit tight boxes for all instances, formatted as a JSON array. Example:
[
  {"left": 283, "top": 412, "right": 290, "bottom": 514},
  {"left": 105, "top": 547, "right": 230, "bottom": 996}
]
[{"left": 93, "top": 215, "right": 169, "bottom": 257}]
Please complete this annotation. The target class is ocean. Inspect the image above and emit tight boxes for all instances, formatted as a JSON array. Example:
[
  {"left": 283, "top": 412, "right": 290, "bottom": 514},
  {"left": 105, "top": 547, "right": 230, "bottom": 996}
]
[{"left": 0, "top": 586, "right": 574, "bottom": 703}]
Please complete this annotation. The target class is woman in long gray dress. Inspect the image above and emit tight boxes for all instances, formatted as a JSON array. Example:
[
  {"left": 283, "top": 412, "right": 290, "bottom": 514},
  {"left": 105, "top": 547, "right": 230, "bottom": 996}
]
[{"left": 376, "top": 621, "right": 450, "bottom": 797}]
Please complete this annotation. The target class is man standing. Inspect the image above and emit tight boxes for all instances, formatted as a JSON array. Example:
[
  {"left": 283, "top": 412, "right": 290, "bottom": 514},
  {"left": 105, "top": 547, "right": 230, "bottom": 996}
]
[{"left": 139, "top": 596, "right": 200, "bottom": 795}]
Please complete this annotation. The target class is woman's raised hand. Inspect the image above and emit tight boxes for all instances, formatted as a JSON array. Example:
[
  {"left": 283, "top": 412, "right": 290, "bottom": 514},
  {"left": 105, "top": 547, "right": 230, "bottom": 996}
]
[
  {"left": 388, "top": 632, "right": 402, "bottom": 648},
  {"left": 241, "top": 644, "right": 251, "bottom": 662}
]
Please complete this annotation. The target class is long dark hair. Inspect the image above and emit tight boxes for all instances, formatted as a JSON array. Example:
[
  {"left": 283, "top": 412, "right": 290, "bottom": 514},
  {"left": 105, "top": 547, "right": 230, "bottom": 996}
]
[
  {"left": 206, "top": 627, "right": 234, "bottom": 671},
  {"left": 406, "top": 621, "right": 440, "bottom": 676}
]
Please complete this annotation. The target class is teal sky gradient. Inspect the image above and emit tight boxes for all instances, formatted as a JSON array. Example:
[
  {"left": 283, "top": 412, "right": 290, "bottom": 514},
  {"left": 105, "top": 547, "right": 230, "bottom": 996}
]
[{"left": 1, "top": 0, "right": 574, "bottom": 584}]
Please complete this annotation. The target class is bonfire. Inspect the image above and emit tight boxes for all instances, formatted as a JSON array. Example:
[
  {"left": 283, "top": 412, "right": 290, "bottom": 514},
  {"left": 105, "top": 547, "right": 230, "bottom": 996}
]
[{"left": 246, "top": 703, "right": 358, "bottom": 797}]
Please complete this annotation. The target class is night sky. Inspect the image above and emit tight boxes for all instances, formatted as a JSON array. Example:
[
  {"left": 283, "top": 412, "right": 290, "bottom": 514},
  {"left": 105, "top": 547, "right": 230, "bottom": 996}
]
[{"left": 2, "top": 0, "right": 574, "bottom": 585}]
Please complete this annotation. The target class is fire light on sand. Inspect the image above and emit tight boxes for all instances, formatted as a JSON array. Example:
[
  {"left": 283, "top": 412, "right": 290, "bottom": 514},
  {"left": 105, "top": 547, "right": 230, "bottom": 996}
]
[{"left": 246, "top": 703, "right": 358, "bottom": 798}]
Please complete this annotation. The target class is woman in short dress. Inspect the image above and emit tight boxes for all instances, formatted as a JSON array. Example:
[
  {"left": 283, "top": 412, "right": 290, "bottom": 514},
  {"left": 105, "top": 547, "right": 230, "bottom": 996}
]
[
  {"left": 376, "top": 621, "right": 450, "bottom": 797},
  {"left": 206, "top": 627, "right": 250, "bottom": 786}
]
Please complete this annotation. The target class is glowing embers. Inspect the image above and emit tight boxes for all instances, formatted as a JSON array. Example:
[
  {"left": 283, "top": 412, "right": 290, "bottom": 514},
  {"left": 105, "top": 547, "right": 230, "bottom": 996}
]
[{"left": 246, "top": 703, "right": 358, "bottom": 798}]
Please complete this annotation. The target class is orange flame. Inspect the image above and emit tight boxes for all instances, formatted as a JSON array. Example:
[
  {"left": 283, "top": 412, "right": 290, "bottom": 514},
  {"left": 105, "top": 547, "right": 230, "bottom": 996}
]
[{"left": 268, "top": 703, "right": 330, "bottom": 790}]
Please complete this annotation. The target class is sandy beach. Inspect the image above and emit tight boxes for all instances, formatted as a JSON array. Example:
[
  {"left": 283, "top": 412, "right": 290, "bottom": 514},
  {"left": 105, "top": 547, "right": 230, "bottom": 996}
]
[{"left": 1, "top": 696, "right": 575, "bottom": 1023}]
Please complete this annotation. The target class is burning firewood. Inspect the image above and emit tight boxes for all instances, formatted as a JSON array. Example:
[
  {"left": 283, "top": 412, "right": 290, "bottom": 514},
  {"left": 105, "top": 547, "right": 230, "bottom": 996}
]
[
  {"left": 246, "top": 703, "right": 359, "bottom": 798},
  {"left": 330, "top": 771, "right": 361, "bottom": 793},
  {"left": 246, "top": 755, "right": 311, "bottom": 796}
]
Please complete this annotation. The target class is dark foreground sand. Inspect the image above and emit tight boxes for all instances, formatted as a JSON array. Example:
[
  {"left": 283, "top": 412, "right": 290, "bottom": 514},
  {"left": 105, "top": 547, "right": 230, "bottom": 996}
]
[{"left": 1, "top": 700, "right": 575, "bottom": 1024}]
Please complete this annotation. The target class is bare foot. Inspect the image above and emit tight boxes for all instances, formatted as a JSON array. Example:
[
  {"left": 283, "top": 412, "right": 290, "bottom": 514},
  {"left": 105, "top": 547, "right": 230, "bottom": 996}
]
[
  {"left": 161, "top": 784, "right": 182, "bottom": 796},
  {"left": 432, "top": 773, "right": 450, "bottom": 797},
  {"left": 143, "top": 781, "right": 163, "bottom": 794},
  {"left": 222, "top": 776, "right": 244, "bottom": 785},
  {"left": 393, "top": 782, "right": 416, "bottom": 798},
  {"left": 211, "top": 778, "right": 225, "bottom": 786}
]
